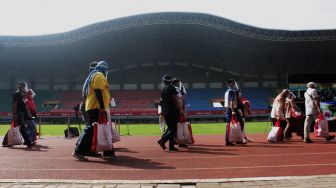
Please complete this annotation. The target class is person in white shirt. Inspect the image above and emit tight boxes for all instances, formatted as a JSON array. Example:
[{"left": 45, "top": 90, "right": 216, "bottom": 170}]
[
  {"left": 303, "top": 82, "right": 335, "bottom": 143},
  {"left": 224, "top": 79, "right": 246, "bottom": 146},
  {"left": 270, "top": 89, "right": 290, "bottom": 141}
]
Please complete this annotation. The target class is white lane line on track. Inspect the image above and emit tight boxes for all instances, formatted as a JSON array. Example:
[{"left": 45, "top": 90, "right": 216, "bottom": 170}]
[
  {"left": 1, "top": 163, "right": 336, "bottom": 171},
  {"left": 1, "top": 152, "right": 336, "bottom": 160}
]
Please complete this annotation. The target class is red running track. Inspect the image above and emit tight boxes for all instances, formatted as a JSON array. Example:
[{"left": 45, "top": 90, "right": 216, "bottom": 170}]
[{"left": 0, "top": 134, "right": 336, "bottom": 180}]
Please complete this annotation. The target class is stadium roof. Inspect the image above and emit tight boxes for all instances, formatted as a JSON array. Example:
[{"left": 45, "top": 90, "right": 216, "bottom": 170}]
[
  {"left": 0, "top": 12, "right": 335, "bottom": 84},
  {"left": 2, "top": 0, "right": 336, "bottom": 36}
]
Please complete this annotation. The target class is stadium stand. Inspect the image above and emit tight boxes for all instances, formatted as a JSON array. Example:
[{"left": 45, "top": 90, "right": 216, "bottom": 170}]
[{"left": 0, "top": 88, "right": 273, "bottom": 114}]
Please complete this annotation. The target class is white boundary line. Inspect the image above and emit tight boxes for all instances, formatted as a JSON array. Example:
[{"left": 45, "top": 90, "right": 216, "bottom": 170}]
[
  {"left": 1, "top": 162, "right": 336, "bottom": 171},
  {"left": 1, "top": 151, "right": 336, "bottom": 160},
  {"left": 1, "top": 174, "right": 336, "bottom": 184}
]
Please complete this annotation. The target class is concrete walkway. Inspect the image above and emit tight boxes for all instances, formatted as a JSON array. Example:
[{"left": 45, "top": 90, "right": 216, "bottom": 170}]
[{"left": 1, "top": 174, "right": 336, "bottom": 188}]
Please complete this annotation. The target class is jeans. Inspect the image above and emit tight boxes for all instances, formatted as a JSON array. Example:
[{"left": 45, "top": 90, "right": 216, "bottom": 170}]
[
  {"left": 26, "top": 120, "right": 37, "bottom": 142},
  {"left": 75, "top": 109, "right": 99, "bottom": 155},
  {"left": 160, "top": 113, "right": 178, "bottom": 148},
  {"left": 17, "top": 111, "right": 31, "bottom": 145}
]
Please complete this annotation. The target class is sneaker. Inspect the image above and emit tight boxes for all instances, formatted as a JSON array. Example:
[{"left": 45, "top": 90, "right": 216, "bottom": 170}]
[
  {"left": 72, "top": 152, "right": 88, "bottom": 161},
  {"left": 157, "top": 140, "right": 166, "bottom": 150},
  {"left": 326, "top": 135, "right": 335, "bottom": 142},
  {"left": 169, "top": 147, "right": 179, "bottom": 151},
  {"left": 304, "top": 138, "right": 313, "bottom": 143},
  {"left": 225, "top": 142, "right": 235, "bottom": 146},
  {"left": 244, "top": 137, "right": 253, "bottom": 142},
  {"left": 87, "top": 152, "right": 102, "bottom": 157}
]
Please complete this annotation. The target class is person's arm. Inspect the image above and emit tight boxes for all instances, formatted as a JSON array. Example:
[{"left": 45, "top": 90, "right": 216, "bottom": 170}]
[
  {"left": 94, "top": 89, "right": 105, "bottom": 111},
  {"left": 228, "top": 90, "right": 235, "bottom": 114},
  {"left": 314, "top": 97, "right": 321, "bottom": 113},
  {"left": 311, "top": 90, "right": 321, "bottom": 113}
]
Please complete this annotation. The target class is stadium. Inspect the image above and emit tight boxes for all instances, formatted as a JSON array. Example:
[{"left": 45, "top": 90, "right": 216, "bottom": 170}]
[
  {"left": 1, "top": 12, "right": 336, "bottom": 122},
  {"left": 1, "top": 5, "right": 336, "bottom": 188}
]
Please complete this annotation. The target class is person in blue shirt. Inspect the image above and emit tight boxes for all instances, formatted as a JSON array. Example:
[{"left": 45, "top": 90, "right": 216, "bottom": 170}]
[{"left": 224, "top": 79, "right": 247, "bottom": 146}]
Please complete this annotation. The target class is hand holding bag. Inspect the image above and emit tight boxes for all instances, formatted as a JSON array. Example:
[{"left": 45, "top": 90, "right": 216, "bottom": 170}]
[
  {"left": 314, "top": 113, "right": 329, "bottom": 137},
  {"left": 267, "top": 120, "right": 282, "bottom": 143}
]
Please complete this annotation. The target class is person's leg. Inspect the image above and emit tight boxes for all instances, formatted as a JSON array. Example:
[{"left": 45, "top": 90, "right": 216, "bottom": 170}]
[
  {"left": 225, "top": 109, "right": 234, "bottom": 145},
  {"left": 159, "top": 115, "right": 165, "bottom": 133},
  {"left": 20, "top": 124, "right": 31, "bottom": 146},
  {"left": 17, "top": 112, "right": 31, "bottom": 146},
  {"left": 284, "top": 119, "right": 291, "bottom": 140},
  {"left": 304, "top": 115, "right": 314, "bottom": 142},
  {"left": 26, "top": 120, "right": 36, "bottom": 143},
  {"left": 168, "top": 116, "right": 178, "bottom": 150},
  {"left": 75, "top": 109, "right": 99, "bottom": 155}
]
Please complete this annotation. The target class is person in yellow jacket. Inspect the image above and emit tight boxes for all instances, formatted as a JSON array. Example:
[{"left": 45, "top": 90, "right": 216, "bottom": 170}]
[{"left": 73, "top": 61, "right": 115, "bottom": 160}]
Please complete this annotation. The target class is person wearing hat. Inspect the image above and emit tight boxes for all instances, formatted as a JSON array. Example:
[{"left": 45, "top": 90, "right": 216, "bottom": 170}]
[
  {"left": 303, "top": 82, "right": 335, "bottom": 143},
  {"left": 3, "top": 82, "right": 32, "bottom": 147},
  {"left": 224, "top": 79, "right": 247, "bottom": 146},
  {"left": 73, "top": 61, "right": 115, "bottom": 160},
  {"left": 157, "top": 74, "right": 184, "bottom": 151}
]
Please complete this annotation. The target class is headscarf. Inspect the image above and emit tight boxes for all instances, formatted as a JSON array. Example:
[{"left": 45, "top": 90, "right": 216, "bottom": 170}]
[
  {"left": 82, "top": 61, "right": 108, "bottom": 97},
  {"left": 307, "top": 82, "right": 317, "bottom": 88}
]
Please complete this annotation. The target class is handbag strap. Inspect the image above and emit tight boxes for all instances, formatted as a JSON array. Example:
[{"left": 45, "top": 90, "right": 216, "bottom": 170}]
[
  {"left": 98, "top": 111, "right": 107, "bottom": 124},
  {"left": 231, "top": 114, "right": 237, "bottom": 123}
]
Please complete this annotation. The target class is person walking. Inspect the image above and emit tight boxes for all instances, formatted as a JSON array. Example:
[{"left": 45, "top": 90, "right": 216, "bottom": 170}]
[
  {"left": 224, "top": 79, "right": 247, "bottom": 146},
  {"left": 236, "top": 90, "right": 253, "bottom": 142},
  {"left": 80, "top": 61, "right": 98, "bottom": 124},
  {"left": 73, "top": 61, "right": 115, "bottom": 160},
  {"left": 303, "top": 82, "right": 335, "bottom": 143},
  {"left": 25, "top": 89, "right": 38, "bottom": 145},
  {"left": 270, "top": 89, "right": 290, "bottom": 141},
  {"left": 3, "top": 82, "right": 32, "bottom": 147},
  {"left": 157, "top": 75, "right": 184, "bottom": 151}
]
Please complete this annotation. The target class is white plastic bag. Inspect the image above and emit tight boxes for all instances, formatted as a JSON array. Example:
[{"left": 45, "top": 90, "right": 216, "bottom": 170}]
[
  {"left": 176, "top": 122, "right": 193, "bottom": 144},
  {"left": 7, "top": 126, "right": 23, "bottom": 146}
]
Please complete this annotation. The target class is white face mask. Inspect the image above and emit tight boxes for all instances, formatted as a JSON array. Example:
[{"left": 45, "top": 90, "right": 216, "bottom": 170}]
[
  {"left": 23, "top": 86, "right": 28, "bottom": 93},
  {"left": 178, "top": 82, "right": 182, "bottom": 91},
  {"left": 233, "top": 82, "right": 239, "bottom": 90},
  {"left": 105, "top": 71, "right": 108, "bottom": 79}
]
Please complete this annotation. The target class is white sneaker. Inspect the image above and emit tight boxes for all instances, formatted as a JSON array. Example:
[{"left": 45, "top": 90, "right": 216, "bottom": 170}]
[{"left": 244, "top": 137, "right": 253, "bottom": 142}]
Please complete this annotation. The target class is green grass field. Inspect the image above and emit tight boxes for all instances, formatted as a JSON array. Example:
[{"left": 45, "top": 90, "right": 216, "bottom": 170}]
[{"left": 0, "top": 122, "right": 272, "bottom": 136}]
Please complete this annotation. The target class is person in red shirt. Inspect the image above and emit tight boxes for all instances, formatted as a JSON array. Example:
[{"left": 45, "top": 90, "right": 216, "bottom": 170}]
[{"left": 25, "top": 89, "right": 38, "bottom": 144}]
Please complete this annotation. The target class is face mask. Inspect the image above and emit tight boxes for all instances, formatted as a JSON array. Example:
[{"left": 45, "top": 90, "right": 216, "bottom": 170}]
[
  {"left": 234, "top": 82, "right": 240, "bottom": 90},
  {"left": 22, "top": 86, "right": 28, "bottom": 93},
  {"left": 105, "top": 71, "right": 108, "bottom": 79}
]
